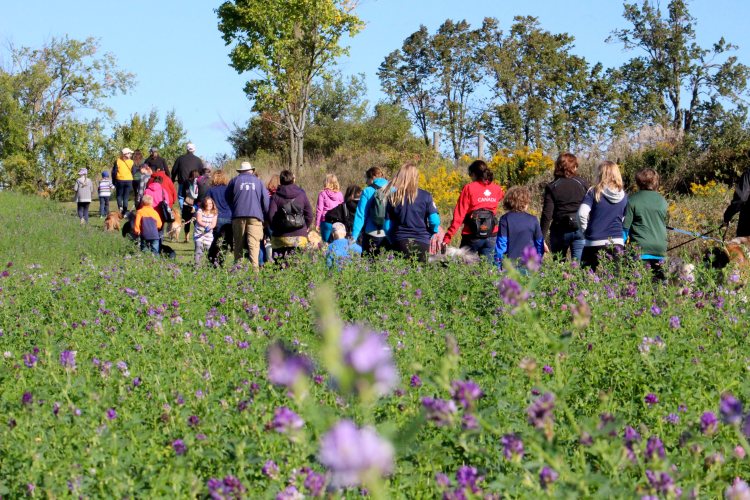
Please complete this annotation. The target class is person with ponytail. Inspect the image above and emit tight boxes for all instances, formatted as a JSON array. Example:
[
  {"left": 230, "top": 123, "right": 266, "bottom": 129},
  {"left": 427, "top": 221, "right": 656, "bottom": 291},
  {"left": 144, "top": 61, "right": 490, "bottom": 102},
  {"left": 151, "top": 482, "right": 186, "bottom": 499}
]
[
  {"left": 442, "top": 160, "right": 505, "bottom": 262},
  {"left": 386, "top": 163, "right": 441, "bottom": 263}
]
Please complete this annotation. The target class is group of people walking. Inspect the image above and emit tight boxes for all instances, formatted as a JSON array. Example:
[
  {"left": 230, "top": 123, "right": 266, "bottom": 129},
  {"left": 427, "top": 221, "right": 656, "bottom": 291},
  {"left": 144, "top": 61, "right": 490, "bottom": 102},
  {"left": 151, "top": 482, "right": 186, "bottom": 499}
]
[{"left": 77, "top": 143, "right": 750, "bottom": 271}]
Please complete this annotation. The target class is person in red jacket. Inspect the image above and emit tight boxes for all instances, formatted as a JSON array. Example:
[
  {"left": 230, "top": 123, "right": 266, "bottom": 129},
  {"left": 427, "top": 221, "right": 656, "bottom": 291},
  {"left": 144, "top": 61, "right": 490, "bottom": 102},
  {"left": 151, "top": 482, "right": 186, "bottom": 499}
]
[{"left": 442, "top": 160, "right": 505, "bottom": 263}]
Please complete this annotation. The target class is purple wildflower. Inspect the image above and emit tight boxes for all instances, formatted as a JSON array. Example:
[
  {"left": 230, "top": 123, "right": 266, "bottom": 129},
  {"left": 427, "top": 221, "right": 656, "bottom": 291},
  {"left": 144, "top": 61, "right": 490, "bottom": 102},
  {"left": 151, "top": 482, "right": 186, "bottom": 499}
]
[
  {"left": 52, "top": 402, "right": 60, "bottom": 416},
  {"left": 422, "top": 397, "right": 457, "bottom": 427},
  {"left": 644, "top": 393, "right": 659, "bottom": 406},
  {"left": 539, "top": 466, "right": 559, "bottom": 490},
  {"left": 133, "top": 377, "right": 142, "bottom": 387},
  {"left": 520, "top": 245, "right": 542, "bottom": 272},
  {"left": 720, "top": 393, "right": 744, "bottom": 425},
  {"left": 207, "top": 475, "right": 246, "bottom": 500},
  {"left": 669, "top": 316, "right": 681, "bottom": 329},
  {"left": 665, "top": 413, "right": 680, "bottom": 425},
  {"left": 701, "top": 412, "right": 719, "bottom": 435},
  {"left": 450, "top": 380, "right": 483, "bottom": 410},
  {"left": 275, "top": 486, "right": 301, "bottom": 500},
  {"left": 340, "top": 324, "right": 399, "bottom": 396},
  {"left": 456, "top": 465, "right": 482, "bottom": 493},
  {"left": 650, "top": 304, "right": 662, "bottom": 316},
  {"left": 187, "top": 415, "right": 200, "bottom": 427},
  {"left": 462, "top": 414, "right": 479, "bottom": 430},
  {"left": 172, "top": 439, "right": 187, "bottom": 455},
  {"left": 21, "top": 391, "right": 33, "bottom": 406},
  {"left": 498, "top": 277, "right": 529, "bottom": 309},
  {"left": 527, "top": 392, "right": 555, "bottom": 440},
  {"left": 435, "top": 472, "right": 452, "bottom": 489},
  {"left": 410, "top": 374, "right": 422, "bottom": 388},
  {"left": 303, "top": 470, "right": 326, "bottom": 497},
  {"left": 542, "top": 365, "right": 553, "bottom": 374},
  {"left": 269, "top": 406, "right": 304, "bottom": 434},
  {"left": 267, "top": 342, "right": 313, "bottom": 388},
  {"left": 318, "top": 420, "right": 394, "bottom": 488},
  {"left": 644, "top": 435, "right": 665, "bottom": 462},
  {"left": 262, "top": 460, "right": 279, "bottom": 479},
  {"left": 623, "top": 426, "right": 641, "bottom": 446},
  {"left": 501, "top": 433, "right": 524, "bottom": 460},
  {"left": 106, "top": 408, "right": 117, "bottom": 420},
  {"left": 23, "top": 353, "right": 37, "bottom": 368},
  {"left": 59, "top": 350, "right": 76, "bottom": 370},
  {"left": 646, "top": 470, "right": 677, "bottom": 496},
  {"left": 726, "top": 478, "right": 750, "bottom": 500}
]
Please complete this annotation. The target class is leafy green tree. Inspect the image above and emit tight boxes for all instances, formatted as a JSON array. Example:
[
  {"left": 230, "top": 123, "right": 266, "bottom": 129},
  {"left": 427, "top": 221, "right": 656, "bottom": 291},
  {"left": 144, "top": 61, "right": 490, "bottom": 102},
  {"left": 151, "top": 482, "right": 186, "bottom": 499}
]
[
  {"left": 378, "top": 26, "right": 437, "bottom": 146},
  {"left": 608, "top": 0, "right": 750, "bottom": 134},
  {"left": 216, "top": 0, "right": 364, "bottom": 172},
  {"left": 110, "top": 110, "right": 187, "bottom": 164}
]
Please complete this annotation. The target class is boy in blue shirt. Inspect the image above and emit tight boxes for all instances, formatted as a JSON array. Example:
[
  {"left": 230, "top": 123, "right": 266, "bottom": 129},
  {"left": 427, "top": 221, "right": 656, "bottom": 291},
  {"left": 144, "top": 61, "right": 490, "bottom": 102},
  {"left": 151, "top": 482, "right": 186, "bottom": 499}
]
[
  {"left": 495, "top": 186, "right": 544, "bottom": 269},
  {"left": 326, "top": 223, "right": 362, "bottom": 269}
]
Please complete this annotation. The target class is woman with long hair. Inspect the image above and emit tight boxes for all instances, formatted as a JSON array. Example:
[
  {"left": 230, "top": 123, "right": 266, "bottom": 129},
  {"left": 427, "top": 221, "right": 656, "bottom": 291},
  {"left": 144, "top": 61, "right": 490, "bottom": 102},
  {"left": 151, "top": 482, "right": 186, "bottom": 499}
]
[
  {"left": 577, "top": 161, "right": 627, "bottom": 270},
  {"left": 443, "top": 159, "right": 504, "bottom": 263},
  {"left": 386, "top": 163, "right": 440, "bottom": 263},
  {"left": 315, "top": 173, "right": 344, "bottom": 230},
  {"left": 540, "top": 153, "right": 589, "bottom": 261}
]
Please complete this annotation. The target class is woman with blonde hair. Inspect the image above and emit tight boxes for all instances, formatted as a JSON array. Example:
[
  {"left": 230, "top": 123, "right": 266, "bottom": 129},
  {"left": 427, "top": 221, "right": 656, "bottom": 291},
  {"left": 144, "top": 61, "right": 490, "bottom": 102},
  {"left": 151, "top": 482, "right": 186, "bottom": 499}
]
[
  {"left": 577, "top": 161, "right": 628, "bottom": 270},
  {"left": 315, "top": 173, "right": 344, "bottom": 230},
  {"left": 386, "top": 163, "right": 440, "bottom": 262}
]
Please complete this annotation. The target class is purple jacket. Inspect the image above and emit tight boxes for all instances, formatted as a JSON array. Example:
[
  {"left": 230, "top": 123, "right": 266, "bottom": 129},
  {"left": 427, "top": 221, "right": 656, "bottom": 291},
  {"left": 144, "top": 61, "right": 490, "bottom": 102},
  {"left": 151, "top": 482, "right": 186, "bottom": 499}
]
[
  {"left": 268, "top": 184, "right": 314, "bottom": 237},
  {"left": 315, "top": 189, "right": 344, "bottom": 228}
]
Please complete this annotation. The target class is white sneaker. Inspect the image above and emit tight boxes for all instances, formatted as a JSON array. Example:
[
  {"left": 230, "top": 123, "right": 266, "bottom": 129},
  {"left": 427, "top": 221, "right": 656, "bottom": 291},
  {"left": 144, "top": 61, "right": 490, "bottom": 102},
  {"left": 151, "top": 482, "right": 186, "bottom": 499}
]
[{"left": 80, "top": 218, "right": 85, "bottom": 225}]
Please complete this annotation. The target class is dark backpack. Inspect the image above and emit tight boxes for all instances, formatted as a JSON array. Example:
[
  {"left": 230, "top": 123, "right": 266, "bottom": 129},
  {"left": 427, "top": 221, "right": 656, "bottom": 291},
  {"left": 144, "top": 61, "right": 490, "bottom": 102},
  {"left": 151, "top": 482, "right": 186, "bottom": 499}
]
[
  {"left": 277, "top": 200, "right": 305, "bottom": 230},
  {"left": 469, "top": 209, "right": 496, "bottom": 238},
  {"left": 369, "top": 187, "right": 387, "bottom": 229}
]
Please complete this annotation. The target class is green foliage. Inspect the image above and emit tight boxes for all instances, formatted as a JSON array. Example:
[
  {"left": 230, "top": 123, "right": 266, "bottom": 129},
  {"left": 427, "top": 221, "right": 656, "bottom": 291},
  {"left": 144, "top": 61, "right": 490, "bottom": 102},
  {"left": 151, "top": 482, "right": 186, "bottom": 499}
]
[{"left": 110, "top": 110, "right": 188, "bottom": 166}]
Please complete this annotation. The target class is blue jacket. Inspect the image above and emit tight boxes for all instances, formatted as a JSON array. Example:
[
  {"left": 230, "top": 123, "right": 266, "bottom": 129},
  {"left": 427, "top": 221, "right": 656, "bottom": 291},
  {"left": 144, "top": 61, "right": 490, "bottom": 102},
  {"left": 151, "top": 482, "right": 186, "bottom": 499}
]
[
  {"left": 225, "top": 173, "right": 269, "bottom": 220},
  {"left": 495, "top": 211, "right": 544, "bottom": 267},
  {"left": 386, "top": 189, "right": 441, "bottom": 245},
  {"left": 577, "top": 188, "right": 627, "bottom": 246},
  {"left": 352, "top": 178, "right": 390, "bottom": 240},
  {"left": 326, "top": 239, "right": 362, "bottom": 268},
  {"left": 207, "top": 185, "right": 232, "bottom": 220}
]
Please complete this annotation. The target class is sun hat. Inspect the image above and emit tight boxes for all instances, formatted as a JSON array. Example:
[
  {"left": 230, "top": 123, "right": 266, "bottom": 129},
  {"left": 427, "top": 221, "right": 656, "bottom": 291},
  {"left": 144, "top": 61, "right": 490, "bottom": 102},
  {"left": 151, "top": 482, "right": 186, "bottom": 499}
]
[
  {"left": 236, "top": 161, "right": 255, "bottom": 172},
  {"left": 186, "top": 143, "right": 196, "bottom": 152},
  {"left": 121, "top": 147, "right": 134, "bottom": 155},
  {"left": 78, "top": 168, "right": 88, "bottom": 176}
]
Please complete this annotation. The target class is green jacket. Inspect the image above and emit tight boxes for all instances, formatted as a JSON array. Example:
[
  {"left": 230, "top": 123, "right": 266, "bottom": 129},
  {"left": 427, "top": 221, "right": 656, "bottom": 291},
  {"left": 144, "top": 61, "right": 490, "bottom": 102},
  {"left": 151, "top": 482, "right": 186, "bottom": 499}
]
[{"left": 624, "top": 190, "right": 668, "bottom": 257}]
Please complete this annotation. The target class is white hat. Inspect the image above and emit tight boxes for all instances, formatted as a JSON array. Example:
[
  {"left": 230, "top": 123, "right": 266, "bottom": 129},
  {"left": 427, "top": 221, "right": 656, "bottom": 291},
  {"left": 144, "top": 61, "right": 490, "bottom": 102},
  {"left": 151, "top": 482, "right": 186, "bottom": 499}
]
[
  {"left": 332, "top": 222, "right": 346, "bottom": 234},
  {"left": 186, "top": 143, "right": 196, "bottom": 152},
  {"left": 121, "top": 147, "right": 134, "bottom": 155},
  {"left": 236, "top": 161, "right": 254, "bottom": 172}
]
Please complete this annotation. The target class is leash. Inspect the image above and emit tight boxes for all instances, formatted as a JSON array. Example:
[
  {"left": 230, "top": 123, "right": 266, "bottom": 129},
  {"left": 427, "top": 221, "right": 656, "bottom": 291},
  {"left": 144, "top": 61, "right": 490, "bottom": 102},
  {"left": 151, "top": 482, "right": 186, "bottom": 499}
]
[{"left": 666, "top": 225, "right": 726, "bottom": 252}]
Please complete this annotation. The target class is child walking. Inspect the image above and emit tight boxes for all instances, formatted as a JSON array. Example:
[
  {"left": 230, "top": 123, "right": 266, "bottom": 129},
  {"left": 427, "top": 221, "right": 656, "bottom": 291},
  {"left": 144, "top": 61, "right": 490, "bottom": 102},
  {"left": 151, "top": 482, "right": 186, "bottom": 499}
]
[
  {"left": 624, "top": 168, "right": 668, "bottom": 277},
  {"left": 98, "top": 171, "right": 114, "bottom": 217},
  {"left": 134, "top": 194, "right": 163, "bottom": 254},
  {"left": 495, "top": 186, "right": 544, "bottom": 270},
  {"left": 74, "top": 168, "right": 94, "bottom": 224},
  {"left": 194, "top": 197, "right": 218, "bottom": 264}
]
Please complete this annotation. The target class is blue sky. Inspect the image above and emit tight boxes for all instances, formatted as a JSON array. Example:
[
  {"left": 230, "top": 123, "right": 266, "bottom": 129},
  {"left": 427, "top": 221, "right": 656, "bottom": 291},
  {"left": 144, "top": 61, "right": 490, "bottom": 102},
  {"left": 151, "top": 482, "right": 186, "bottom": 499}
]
[{"left": 2, "top": 0, "right": 749, "bottom": 160}]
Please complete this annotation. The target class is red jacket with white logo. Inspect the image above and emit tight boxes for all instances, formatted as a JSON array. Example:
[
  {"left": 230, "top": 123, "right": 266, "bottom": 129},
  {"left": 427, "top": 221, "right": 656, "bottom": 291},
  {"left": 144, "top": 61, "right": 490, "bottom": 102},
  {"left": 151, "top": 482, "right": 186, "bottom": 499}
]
[{"left": 444, "top": 181, "right": 505, "bottom": 242}]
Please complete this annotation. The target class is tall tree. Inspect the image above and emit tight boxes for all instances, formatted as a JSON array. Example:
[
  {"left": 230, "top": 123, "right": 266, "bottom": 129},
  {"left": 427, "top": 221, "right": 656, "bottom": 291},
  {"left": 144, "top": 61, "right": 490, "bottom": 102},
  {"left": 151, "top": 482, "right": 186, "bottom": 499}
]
[
  {"left": 110, "top": 110, "right": 188, "bottom": 164},
  {"left": 216, "top": 0, "right": 364, "bottom": 172},
  {"left": 378, "top": 26, "right": 436, "bottom": 146},
  {"left": 608, "top": 0, "right": 750, "bottom": 134}
]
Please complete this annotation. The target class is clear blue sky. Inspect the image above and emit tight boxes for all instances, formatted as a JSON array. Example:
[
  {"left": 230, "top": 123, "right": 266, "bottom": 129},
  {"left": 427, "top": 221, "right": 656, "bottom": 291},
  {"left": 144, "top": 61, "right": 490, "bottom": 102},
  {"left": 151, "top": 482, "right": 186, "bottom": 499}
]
[{"left": 2, "top": 0, "right": 749, "bottom": 160}]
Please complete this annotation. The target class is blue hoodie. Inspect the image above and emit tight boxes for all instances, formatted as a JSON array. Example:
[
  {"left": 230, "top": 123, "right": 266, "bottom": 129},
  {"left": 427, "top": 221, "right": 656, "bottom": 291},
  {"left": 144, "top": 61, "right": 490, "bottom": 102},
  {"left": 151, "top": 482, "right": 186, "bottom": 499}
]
[
  {"left": 326, "top": 238, "right": 363, "bottom": 268},
  {"left": 577, "top": 187, "right": 627, "bottom": 246},
  {"left": 225, "top": 173, "right": 269, "bottom": 220},
  {"left": 351, "top": 178, "right": 390, "bottom": 240}
]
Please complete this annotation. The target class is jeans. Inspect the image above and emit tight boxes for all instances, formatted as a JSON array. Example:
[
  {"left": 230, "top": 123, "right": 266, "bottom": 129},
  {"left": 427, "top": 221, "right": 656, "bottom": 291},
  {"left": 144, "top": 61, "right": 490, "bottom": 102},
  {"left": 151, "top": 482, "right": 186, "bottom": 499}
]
[
  {"left": 99, "top": 196, "right": 110, "bottom": 217},
  {"left": 77, "top": 202, "right": 90, "bottom": 222},
  {"left": 140, "top": 239, "right": 160, "bottom": 255},
  {"left": 177, "top": 183, "right": 186, "bottom": 211},
  {"left": 232, "top": 217, "right": 264, "bottom": 268},
  {"left": 392, "top": 239, "right": 429, "bottom": 263},
  {"left": 115, "top": 181, "right": 132, "bottom": 213},
  {"left": 549, "top": 229, "right": 585, "bottom": 261},
  {"left": 459, "top": 235, "right": 495, "bottom": 264}
]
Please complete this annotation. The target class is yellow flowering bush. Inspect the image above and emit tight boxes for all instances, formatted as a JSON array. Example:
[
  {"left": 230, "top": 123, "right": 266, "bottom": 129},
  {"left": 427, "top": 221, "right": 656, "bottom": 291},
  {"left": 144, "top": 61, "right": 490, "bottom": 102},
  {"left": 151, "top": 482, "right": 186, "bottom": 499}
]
[
  {"left": 419, "top": 165, "right": 467, "bottom": 219},
  {"left": 689, "top": 180, "right": 731, "bottom": 198},
  {"left": 488, "top": 147, "right": 554, "bottom": 186}
]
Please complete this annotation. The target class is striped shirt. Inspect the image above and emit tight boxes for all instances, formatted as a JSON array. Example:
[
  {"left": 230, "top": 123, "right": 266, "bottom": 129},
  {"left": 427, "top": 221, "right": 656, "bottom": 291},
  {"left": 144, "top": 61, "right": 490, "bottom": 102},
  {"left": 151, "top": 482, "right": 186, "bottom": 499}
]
[
  {"left": 98, "top": 179, "right": 114, "bottom": 197},
  {"left": 194, "top": 209, "right": 216, "bottom": 245}
]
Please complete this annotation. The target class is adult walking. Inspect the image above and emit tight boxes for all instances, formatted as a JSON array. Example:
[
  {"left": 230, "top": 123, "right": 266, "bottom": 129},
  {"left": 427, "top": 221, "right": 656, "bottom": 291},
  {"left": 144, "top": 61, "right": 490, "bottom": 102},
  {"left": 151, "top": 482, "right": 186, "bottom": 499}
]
[
  {"left": 577, "top": 161, "right": 627, "bottom": 271},
  {"left": 144, "top": 146, "right": 168, "bottom": 173},
  {"left": 207, "top": 170, "right": 233, "bottom": 265},
  {"left": 540, "top": 153, "right": 589, "bottom": 261},
  {"left": 73, "top": 168, "right": 94, "bottom": 224},
  {"left": 131, "top": 149, "right": 144, "bottom": 205},
  {"left": 724, "top": 164, "right": 750, "bottom": 237},
  {"left": 268, "top": 170, "right": 314, "bottom": 260},
  {"left": 225, "top": 162, "right": 269, "bottom": 268},
  {"left": 351, "top": 166, "right": 390, "bottom": 255},
  {"left": 386, "top": 163, "right": 440, "bottom": 263},
  {"left": 113, "top": 148, "right": 134, "bottom": 214},
  {"left": 171, "top": 143, "right": 204, "bottom": 210},
  {"left": 442, "top": 160, "right": 504, "bottom": 263}
]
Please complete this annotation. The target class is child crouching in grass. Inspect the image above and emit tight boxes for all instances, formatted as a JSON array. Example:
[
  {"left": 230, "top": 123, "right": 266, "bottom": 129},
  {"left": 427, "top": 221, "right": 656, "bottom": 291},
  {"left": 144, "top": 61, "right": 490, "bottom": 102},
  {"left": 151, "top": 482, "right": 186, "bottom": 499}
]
[
  {"left": 134, "top": 195, "right": 162, "bottom": 254},
  {"left": 194, "top": 197, "right": 218, "bottom": 264},
  {"left": 495, "top": 186, "right": 544, "bottom": 270},
  {"left": 326, "top": 222, "right": 362, "bottom": 269},
  {"left": 624, "top": 168, "right": 668, "bottom": 279}
]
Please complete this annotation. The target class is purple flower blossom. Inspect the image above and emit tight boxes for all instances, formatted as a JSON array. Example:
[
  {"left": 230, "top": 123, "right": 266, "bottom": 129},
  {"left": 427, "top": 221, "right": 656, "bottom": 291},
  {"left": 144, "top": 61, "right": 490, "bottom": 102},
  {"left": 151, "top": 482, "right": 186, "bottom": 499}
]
[
  {"left": 422, "top": 397, "right": 457, "bottom": 427},
  {"left": 435, "top": 472, "right": 452, "bottom": 489},
  {"left": 318, "top": 420, "right": 394, "bottom": 488},
  {"left": 720, "top": 393, "right": 744, "bottom": 425},
  {"left": 410, "top": 374, "right": 422, "bottom": 388},
  {"left": 644, "top": 393, "right": 659, "bottom": 406},
  {"left": 539, "top": 466, "right": 559, "bottom": 490},
  {"left": 275, "top": 485, "right": 301, "bottom": 500},
  {"left": 207, "top": 475, "right": 245, "bottom": 500},
  {"left": 23, "top": 353, "right": 37, "bottom": 368},
  {"left": 269, "top": 406, "right": 304, "bottom": 434},
  {"left": 650, "top": 304, "right": 662, "bottom": 316},
  {"left": 669, "top": 316, "right": 681, "bottom": 329},
  {"left": 646, "top": 470, "right": 677, "bottom": 496},
  {"left": 623, "top": 426, "right": 641, "bottom": 446},
  {"left": 542, "top": 365, "right": 553, "bottom": 375},
  {"left": 726, "top": 478, "right": 750, "bottom": 500},
  {"left": 106, "top": 408, "right": 117, "bottom": 420},
  {"left": 498, "top": 277, "right": 529, "bottom": 309},
  {"left": 701, "top": 412, "right": 719, "bottom": 435},
  {"left": 665, "top": 413, "right": 680, "bottom": 425},
  {"left": 644, "top": 435, "right": 665, "bottom": 462},
  {"left": 520, "top": 245, "right": 542, "bottom": 272},
  {"left": 21, "top": 391, "right": 33, "bottom": 406},
  {"left": 267, "top": 342, "right": 313, "bottom": 388},
  {"left": 456, "top": 465, "right": 482, "bottom": 493},
  {"left": 172, "top": 439, "right": 187, "bottom": 455},
  {"left": 262, "top": 460, "right": 279, "bottom": 479},
  {"left": 462, "top": 414, "right": 479, "bottom": 430},
  {"left": 303, "top": 470, "right": 326, "bottom": 497},
  {"left": 59, "top": 350, "right": 76, "bottom": 370},
  {"left": 527, "top": 392, "right": 555, "bottom": 440},
  {"left": 450, "top": 380, "right": 483, "bottom": 410},
  {"left": 340, "top": 324, "right": 399, "bottom": 396},
  {"left": 187, "top": 415, "right": 200, "bottom": 427},
  {"left": 501, "top": 433, "right": 524, "bottom": 460}
]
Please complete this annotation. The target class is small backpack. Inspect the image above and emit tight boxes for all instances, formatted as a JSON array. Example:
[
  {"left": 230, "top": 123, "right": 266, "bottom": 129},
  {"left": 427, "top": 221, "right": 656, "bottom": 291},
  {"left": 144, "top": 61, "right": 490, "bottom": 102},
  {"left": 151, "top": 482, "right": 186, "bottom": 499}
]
[
  {"left": 469, "top": 209, "right": 496, "bottom": 238},
  {"left": 278, "top": 200, "right": 305, "bottom": 230},
  {"left": 369, "top": 187, "right": 388, "bottom": 229}
]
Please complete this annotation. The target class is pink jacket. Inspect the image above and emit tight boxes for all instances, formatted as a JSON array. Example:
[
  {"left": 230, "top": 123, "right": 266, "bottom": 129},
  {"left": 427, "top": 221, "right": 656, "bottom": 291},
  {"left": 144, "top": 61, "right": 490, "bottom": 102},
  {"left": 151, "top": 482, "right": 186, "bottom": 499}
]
[
  {"left": 315, "top": 189, "right": 344, "bottom": 228},
  {"left": 143, "top": 183, "right": 167, "bottom": 208}
]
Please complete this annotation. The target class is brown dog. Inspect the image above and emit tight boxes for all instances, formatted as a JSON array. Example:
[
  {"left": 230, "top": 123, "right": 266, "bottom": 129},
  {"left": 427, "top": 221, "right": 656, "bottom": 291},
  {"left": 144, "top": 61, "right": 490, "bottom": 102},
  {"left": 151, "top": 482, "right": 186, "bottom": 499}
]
[
  {"left": 726, "top": 237, "right": 750, "bottom": 267},
  {"left": 104, "top": 211, "right": 123, "bottom": 232},
  {"left": 166, "top": 211, "right": 183, "bottom": 242}
]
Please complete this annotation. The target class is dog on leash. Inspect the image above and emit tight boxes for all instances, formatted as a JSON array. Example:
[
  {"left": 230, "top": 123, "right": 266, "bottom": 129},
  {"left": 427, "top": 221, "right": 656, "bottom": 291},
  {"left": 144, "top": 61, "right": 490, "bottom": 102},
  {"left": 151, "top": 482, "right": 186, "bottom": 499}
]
[
  {"left": 104, "top": 211, "right": 123, "bottom": 231},
  {"left": 428, "top": 246, "right": 482, "bottom": 265},
  {"left": 166, "top": 211, "right": 184, "bottom": 242}
]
